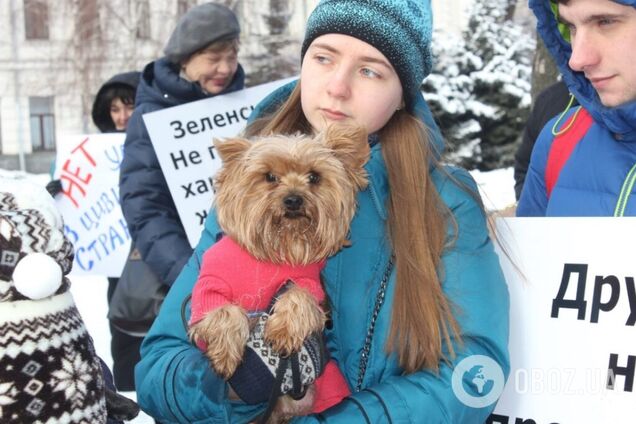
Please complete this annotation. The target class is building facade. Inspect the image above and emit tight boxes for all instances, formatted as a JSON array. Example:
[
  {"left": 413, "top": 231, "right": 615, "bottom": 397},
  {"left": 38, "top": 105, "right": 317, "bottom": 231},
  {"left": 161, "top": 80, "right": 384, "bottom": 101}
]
[{"left": 0, "top": 0, "right": 468, "bottom": 170}]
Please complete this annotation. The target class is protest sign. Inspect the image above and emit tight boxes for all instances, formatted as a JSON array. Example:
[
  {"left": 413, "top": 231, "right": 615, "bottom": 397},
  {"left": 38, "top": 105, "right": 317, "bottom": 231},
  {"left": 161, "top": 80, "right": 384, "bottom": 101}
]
[
  {"left": 143, "top": 77, "right": 294, "bottom": 247},
  {"left": 54, "top": 133, "right": 129, "bottom": 277},
  {"left": 483, "top": 218, "right": 636, "bottom": 424}
]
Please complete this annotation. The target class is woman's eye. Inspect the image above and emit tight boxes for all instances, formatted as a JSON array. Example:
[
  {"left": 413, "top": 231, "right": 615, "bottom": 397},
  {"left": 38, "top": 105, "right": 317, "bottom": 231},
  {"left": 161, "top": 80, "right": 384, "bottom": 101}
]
[
  {"left": 308, "top": 172, "right": 321, "bottom": 185},
  {"left": 316, "top": 55, "right": 330, "bottom": 64},
  {"left": 361, "top": 68, "right": 380, "bottom": 78},
  {"left": 265, "top": 172, "right": 278, "bottom": 183}
]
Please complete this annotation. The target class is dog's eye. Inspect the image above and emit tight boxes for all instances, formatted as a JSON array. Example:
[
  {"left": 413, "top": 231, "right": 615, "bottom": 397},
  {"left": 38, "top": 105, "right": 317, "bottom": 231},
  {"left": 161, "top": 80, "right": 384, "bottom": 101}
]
[
  {"left": 308, "top": 172, "right": 321, "bottom": 185},
  {"left": 265, "top": 172, "right": 278, "bottom": 183}
]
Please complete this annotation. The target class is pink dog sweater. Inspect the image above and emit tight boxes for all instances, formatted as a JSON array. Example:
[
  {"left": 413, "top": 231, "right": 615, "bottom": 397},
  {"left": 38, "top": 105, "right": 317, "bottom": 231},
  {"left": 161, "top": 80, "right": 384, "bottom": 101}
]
[{"left": 190, "top": 236, "right": 350, "bottom": 412}]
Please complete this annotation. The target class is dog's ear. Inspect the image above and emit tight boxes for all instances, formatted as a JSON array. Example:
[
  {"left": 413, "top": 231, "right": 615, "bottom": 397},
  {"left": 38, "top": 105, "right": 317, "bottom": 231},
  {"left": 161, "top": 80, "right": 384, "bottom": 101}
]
[
  {"left": 320, "top": 125, "right": 370, "bottom": 188},
  {"left": 213, "top": 137, "right": 251, "bottom": 164}
]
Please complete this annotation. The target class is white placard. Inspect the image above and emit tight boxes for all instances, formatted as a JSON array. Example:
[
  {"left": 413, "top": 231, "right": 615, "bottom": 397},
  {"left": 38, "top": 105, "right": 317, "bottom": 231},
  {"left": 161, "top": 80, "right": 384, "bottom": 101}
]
[
  {"left": 53, "top": 133, "right": 130, "bottom": 277},
  {"left": 490, "top": 217, "right": 636, "bottom": 424},
  {"left": 143, "top": 77, "right": 295, "bottom": 247}
]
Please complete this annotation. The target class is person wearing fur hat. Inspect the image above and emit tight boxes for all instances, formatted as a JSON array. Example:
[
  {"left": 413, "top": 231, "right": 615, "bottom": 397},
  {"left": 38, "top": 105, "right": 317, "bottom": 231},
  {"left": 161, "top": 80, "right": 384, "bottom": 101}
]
[
  {"left": 135, "top": 0, "right": 510, "bottom": 422},
  {"left": 117, "top": 2, "right": 244, "bottom": 391},
  {"left": 0, "top": 177, "right": 139, "bottom": 423}
]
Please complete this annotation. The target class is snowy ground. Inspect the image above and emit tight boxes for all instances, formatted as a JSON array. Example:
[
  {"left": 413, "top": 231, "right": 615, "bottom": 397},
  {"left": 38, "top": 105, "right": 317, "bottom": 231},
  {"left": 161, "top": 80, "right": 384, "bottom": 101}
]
[{"left": 1, "top": 166, "right": 515, "bottom": 422}]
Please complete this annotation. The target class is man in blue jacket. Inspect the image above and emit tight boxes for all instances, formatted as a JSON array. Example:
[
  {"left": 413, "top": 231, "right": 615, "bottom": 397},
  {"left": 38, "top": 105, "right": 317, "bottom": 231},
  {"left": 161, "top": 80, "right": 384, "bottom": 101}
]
[{"left": 517, "top": 0, "right": 636, "bottom": 216}]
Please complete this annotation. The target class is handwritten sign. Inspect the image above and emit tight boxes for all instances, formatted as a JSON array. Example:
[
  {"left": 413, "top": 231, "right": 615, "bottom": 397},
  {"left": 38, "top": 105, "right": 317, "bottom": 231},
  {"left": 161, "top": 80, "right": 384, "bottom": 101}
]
[
  {"left": 54, "top": 133, "right": 129, "bottom": 277},
  {"left": 143, "top": 77, "right": 294, "bottom": 247}
]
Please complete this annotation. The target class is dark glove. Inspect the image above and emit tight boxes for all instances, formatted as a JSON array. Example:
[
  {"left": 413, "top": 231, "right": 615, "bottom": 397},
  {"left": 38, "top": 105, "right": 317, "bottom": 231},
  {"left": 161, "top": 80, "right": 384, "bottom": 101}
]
[
  {"left": 105, "top": 387, "right": 140, "bottom": 422},
  {"left": 45, "top": 179, "right": 63, "bottom": 197}
]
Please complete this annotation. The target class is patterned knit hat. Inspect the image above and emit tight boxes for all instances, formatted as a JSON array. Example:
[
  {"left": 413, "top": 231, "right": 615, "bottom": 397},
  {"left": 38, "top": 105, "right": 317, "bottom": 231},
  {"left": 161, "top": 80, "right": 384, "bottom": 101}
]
[
  {"left": 301, "top": 0, "right": 433, "bottom": 112},
  {"left": 0, "top": 177, "right": 107, "bottom": 423}
]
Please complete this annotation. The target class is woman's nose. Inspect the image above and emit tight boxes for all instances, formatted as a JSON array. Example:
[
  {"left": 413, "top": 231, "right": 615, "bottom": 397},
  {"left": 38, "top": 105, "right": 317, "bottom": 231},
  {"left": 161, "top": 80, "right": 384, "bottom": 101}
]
[
  {"left": 217, "top": 60, "right": 231, "bottom": 76},
  {"left": 326, "top": 70, "right": 351, "bottom": 99}
]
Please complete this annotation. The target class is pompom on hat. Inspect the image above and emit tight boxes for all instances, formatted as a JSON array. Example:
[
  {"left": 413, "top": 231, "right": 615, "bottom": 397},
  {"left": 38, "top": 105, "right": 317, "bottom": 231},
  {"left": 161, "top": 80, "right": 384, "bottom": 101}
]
[
  {"left": 164, "top": 2, "right": 240, "bottom": 64},
  {"left": 301, "top": 0, "right": 434, "bottom": 112},
  {"left": 0, "top": 176, "right": 107, "bottom": 423}
]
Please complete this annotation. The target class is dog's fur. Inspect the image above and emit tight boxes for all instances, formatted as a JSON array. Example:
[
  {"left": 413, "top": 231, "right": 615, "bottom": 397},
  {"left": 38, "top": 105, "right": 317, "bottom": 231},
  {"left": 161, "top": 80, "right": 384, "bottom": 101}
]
[{"left": 189, "top": 125, "right": 369, "bottom": 422}]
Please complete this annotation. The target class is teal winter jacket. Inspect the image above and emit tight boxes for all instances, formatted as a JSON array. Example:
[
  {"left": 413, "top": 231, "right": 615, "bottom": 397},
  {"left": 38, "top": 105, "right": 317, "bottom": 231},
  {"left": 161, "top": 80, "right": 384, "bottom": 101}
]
[{"left": 135, "top": 84, "right": 510, "bottom": 423}]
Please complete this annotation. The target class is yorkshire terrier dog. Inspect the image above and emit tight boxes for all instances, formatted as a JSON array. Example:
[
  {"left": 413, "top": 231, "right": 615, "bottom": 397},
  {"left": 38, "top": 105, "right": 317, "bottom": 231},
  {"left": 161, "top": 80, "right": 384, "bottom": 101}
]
[{"left": 188, "top": 124, "right": 370, "bottom": 422}]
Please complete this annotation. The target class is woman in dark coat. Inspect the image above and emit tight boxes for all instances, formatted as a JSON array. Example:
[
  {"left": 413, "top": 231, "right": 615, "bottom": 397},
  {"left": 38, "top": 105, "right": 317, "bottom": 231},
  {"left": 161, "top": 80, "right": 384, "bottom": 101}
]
[{"left": 117, "top": 2, "right": 245, "bottom": 389}]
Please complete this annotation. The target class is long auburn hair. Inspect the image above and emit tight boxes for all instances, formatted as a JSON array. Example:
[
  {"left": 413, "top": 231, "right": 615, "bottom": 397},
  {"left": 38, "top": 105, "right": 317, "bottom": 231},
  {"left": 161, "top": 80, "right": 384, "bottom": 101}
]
[{"left": 246, "top": 85, "right": 461, "bottom": 373}]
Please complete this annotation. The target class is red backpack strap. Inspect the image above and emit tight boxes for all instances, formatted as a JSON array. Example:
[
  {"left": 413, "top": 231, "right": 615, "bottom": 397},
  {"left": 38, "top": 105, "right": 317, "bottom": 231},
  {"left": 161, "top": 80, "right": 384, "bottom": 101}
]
[{"left": 545, "top": 107, "right": 593, "bottom": 198}]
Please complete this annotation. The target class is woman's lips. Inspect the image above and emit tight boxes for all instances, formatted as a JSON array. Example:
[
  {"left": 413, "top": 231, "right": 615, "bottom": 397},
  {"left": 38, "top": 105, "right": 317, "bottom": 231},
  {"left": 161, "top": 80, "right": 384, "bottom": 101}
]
[{"left": 321, "top": 108, "right": 348, "bottom": 120}]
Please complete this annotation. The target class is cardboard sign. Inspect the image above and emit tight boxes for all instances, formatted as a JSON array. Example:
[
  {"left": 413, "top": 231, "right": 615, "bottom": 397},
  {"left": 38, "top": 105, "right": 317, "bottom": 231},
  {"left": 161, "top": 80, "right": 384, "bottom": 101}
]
[
  {"left": 53, "top": 133, "right": 130, "bottom": 277},
  {"left": 490, "top": 218, "right": 636, "bottom": 424},
  {"left": 143, "top": 77, "right": 295, "bottom": 247}
]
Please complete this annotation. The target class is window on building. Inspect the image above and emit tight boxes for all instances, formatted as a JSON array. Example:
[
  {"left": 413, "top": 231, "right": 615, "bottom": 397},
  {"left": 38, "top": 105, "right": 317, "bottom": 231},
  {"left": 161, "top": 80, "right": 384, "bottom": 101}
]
[
  {"left": 136, "top": 0, "right": 150, "bottom": 39},
  {"left": 29, "top": 97, "right": 56, "bottom": 151},
  {"left": 177, "top": 0, "right": 195, "bottom": 17},
  {"left": 24, "top": 0, "right": 49, "bottom": 40},
  {"left": 77, "top": 0, "right": 100, "bottom": 40}
]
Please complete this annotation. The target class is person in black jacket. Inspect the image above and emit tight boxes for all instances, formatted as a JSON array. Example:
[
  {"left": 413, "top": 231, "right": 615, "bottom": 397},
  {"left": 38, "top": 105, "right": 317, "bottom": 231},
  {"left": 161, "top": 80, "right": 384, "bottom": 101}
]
[
  {"left": 117, "top": 2, "right": 245, "bottom": 389},
  {"left": 513, "top": 80, "right": 577, "bottom": 199},
  {"left": 91, "top": 72, "right": 140, "bottom": 133},
  {"left": 89, "top": 71, "right": 145, "bottom": 392}
]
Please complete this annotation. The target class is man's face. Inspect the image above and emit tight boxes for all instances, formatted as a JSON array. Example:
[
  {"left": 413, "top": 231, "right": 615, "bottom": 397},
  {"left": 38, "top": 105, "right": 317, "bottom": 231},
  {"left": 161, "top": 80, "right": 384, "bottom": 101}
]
[{"left": 559, "top": 0, "right": 636, "bottom": 107}]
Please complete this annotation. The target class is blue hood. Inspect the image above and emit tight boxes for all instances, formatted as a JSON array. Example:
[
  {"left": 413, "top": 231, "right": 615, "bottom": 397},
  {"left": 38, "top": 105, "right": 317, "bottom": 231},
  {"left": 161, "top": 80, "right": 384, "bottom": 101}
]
[
  {"left": 530, "top": 0, "right": 636, "bottom": 141},
  {"left": 248, "top": 80, "right": 445, "bottom": 156}
]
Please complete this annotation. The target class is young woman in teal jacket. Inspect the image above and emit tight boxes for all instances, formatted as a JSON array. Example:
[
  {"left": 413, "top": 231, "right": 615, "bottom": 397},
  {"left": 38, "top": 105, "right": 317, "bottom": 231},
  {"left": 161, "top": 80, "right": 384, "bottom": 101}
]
[{"left": 135, "top": 0, "right": 510, "bottom": 422}]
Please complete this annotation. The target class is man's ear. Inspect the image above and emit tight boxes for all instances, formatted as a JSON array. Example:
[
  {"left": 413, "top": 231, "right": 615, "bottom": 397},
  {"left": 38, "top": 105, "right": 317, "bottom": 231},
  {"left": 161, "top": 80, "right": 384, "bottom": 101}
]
[{"left": 213, "top": 137, "right": 251, "bottom": 164}]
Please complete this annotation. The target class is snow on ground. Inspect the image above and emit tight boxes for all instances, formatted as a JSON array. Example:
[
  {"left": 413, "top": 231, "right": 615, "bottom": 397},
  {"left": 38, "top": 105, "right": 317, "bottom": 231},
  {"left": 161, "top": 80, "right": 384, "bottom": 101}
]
[{"left": 1, "top": 166, "right": 516, "bottom": 422}]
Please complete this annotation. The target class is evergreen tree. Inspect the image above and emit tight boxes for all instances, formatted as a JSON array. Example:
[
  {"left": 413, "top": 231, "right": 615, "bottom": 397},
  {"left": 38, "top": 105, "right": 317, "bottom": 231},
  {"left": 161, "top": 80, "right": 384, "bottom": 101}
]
[{"left": 423, "top": 0, "right": 535, "bottom": 170}]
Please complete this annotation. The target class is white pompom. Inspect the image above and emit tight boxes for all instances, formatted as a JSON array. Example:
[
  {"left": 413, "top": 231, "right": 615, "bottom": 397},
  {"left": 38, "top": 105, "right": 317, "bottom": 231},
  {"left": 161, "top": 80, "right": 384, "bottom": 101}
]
[{"left": 13, "top": 253, "right": 63, "bottom": 300}]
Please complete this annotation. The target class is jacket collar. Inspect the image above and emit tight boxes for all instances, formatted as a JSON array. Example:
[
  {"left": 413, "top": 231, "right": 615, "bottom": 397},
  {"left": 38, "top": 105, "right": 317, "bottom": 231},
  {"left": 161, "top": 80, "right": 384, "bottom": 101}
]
[
  {"left": 530, "top": 0, "right": 636, "bottom": 141},
  {"left": 137, "top": 58, "right": 245, "bottom": 107}
]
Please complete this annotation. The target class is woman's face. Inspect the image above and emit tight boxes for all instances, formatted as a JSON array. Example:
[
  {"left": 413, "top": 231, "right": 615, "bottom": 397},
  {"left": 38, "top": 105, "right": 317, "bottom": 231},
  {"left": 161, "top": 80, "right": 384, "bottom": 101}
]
[
  {"left": 182, "top": 47, "right": 239, "bottom": 94},
  {"left": 301, "top": 34, "right": 403, "bottom": 134},
  {"left": 110, "top": 98, "right": 134, "bottom": 131}
]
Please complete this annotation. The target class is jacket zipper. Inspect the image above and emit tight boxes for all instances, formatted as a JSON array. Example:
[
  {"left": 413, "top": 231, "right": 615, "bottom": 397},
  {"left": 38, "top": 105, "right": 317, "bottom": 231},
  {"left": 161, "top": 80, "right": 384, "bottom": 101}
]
[
  {"left": 355, "top": 256, "right": 395, "bottom": 392},
  {"left": 614, "top": 162, "right": 636, "bottom": 217}
]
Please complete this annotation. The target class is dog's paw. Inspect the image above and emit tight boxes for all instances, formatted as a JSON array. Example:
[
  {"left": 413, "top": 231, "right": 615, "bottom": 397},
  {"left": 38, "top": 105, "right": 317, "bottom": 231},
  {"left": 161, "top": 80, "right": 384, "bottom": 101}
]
[
  {"left": 267, "top": 386, "right": 316, "bottom": 423},
  {"left": 265, "top": 286, "right": 326, "bottom": 356},
  {"left": 188, "top": 305, "right": 249, "bottom": 379}
]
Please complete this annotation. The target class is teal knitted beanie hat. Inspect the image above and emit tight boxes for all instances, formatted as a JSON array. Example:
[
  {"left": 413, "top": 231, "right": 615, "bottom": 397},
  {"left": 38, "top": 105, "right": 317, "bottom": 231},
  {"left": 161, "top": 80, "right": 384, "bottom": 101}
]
[{"left": 301, "top": 0, "right": 433, "bottom": 112}]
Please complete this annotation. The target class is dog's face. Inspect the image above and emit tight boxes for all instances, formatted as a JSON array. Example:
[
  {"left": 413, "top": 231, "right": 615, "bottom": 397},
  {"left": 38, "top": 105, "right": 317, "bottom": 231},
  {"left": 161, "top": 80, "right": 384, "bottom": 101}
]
[{"left": 213, "top": 125, "right": 370, "bottom": 265}]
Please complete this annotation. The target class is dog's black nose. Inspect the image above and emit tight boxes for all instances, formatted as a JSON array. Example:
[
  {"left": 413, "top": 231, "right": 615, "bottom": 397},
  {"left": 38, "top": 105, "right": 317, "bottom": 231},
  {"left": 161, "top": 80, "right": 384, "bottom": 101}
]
[{"left": 283, "top": 194, "right": 304, "bottom": 211}]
